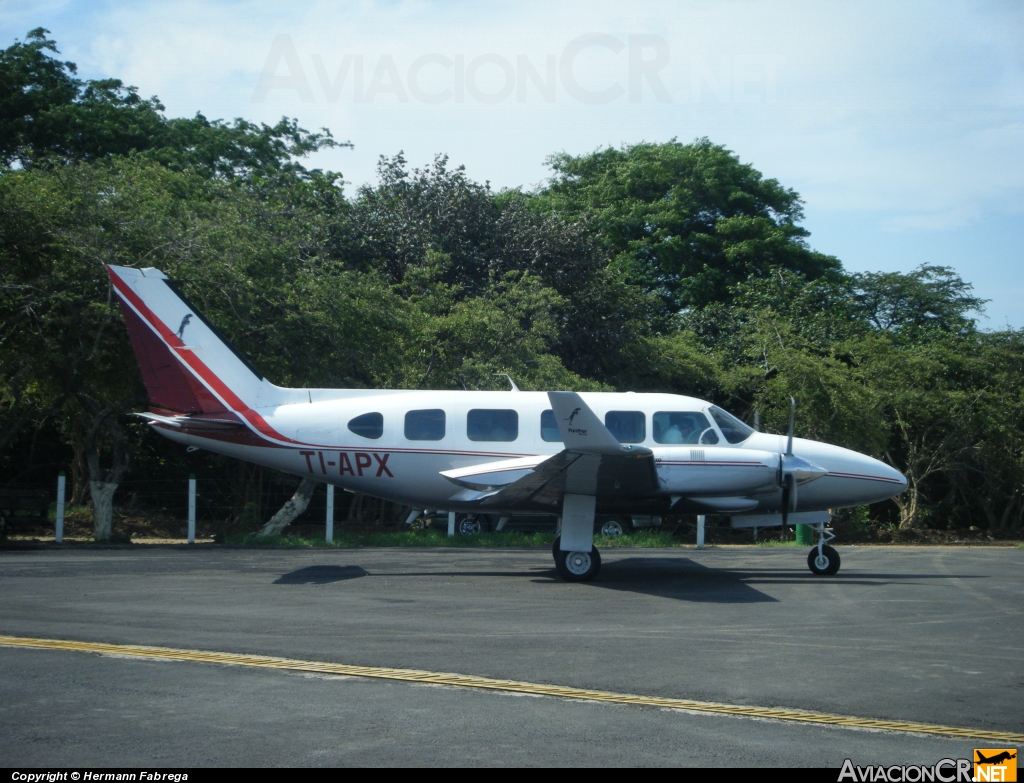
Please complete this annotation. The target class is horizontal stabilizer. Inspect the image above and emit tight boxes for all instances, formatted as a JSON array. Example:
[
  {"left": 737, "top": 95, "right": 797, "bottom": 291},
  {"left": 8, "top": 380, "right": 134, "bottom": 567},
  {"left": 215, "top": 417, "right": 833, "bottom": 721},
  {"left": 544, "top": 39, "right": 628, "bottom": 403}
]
[{"left": 134, "top": 411, "right": 246, "bottom": 431}]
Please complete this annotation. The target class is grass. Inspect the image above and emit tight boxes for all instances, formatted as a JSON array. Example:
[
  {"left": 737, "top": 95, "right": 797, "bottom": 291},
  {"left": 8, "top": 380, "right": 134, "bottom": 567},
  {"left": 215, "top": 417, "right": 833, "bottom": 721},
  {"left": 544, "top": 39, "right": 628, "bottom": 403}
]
[
  {"left": 753, "top": 540, "right": 803, "bottom": 547},
  {"left": 223, "top": 529, "right": 684, "bottom": 549}
]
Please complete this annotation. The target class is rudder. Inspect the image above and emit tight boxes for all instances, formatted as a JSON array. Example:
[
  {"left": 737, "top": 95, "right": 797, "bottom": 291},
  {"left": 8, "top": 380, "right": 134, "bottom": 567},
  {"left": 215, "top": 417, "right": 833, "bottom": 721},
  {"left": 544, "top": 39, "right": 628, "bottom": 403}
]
[{"left": 108, "top": 265, "right": 270, "bottom": 415}]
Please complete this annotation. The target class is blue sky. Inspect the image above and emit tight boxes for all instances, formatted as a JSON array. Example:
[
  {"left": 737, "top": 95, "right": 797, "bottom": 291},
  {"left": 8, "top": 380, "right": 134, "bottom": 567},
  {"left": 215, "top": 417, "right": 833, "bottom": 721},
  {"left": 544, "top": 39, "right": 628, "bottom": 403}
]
[{"left": 5, "top": 0, "right": 1022, "bottom": 327}]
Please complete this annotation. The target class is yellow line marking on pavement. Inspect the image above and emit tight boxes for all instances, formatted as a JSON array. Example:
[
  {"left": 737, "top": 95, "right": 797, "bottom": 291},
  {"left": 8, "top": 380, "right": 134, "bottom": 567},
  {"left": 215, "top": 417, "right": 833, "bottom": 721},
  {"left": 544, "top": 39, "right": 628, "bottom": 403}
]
[{"left": 2, "top": 634, "right": 1021, "bottom": 743}]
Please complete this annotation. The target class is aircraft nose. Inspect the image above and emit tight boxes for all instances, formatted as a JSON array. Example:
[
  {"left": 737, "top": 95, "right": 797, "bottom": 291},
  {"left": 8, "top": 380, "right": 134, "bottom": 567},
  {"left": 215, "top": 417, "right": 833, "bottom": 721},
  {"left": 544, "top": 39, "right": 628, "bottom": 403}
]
[
  {"left": 791, "top": 438, "right": 907, "bottom": 504},
  {"left": 851, "top": 452, "right": 908, "bottom": 503},
  {"left": 880, "top": 459, "right": 908, "bottom": 490}
]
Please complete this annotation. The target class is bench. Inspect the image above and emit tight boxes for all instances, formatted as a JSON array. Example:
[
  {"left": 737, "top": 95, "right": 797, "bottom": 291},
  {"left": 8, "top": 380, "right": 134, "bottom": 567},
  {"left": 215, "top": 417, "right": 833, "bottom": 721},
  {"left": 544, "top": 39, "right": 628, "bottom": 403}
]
[{"left": 0, "top": 488, "right": 52, "bottom": 528}]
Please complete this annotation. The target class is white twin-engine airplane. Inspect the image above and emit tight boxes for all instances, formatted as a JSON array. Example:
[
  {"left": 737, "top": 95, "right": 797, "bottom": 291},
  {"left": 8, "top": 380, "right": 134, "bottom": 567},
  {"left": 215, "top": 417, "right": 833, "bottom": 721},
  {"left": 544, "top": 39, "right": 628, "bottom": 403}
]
[{"left": 108, "top": 265, "right": 907, "bottom": 581}]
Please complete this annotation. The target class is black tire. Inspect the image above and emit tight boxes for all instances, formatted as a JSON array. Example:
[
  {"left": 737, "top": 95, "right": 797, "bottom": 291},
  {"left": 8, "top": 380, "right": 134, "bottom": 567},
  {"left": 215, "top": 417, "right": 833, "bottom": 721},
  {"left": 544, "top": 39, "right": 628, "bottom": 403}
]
[
  {"left": 458, "top": 515, "right": 482, "bottom": 536},
  {"left": 552, "top": 537, "right": 601, "bottom": 582},
  {"left": 597, "top": 516, "right": 629, "bottom": 537},
  {"left": 807, "top": 544, "right": 841, "bottom": 576}
]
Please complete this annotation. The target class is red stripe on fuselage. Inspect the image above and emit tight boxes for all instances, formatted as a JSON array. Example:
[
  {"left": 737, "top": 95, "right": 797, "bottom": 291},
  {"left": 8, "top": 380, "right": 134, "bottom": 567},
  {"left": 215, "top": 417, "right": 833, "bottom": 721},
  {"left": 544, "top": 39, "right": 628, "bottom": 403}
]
[{"left": 826, "top": 471, "right": 904, "bottom": 484}]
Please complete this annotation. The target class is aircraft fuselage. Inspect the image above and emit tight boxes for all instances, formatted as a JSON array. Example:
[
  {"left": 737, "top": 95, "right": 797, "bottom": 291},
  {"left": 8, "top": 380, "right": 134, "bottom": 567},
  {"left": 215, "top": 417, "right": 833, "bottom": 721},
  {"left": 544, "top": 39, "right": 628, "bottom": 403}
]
[{"left": 154, "top": 389, "right": 905, "bottom": 516}]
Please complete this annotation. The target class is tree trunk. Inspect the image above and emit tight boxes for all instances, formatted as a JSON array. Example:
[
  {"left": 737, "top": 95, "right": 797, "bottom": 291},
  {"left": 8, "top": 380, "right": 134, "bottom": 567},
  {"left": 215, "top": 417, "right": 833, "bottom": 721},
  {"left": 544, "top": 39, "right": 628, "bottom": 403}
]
[
  {"left": 895, "top": 486, "right": 918, "bottom": 530},
  {"left": 70, "top": 426, "right": 89, "bottom": 505},
  {"left": 257, "top": 478, "right": 318, "bottom": 537},
  {"left": 348, "top": 493, "right": 364, "bottom": 523},
  {"left": 90, "top": 481, "right": 117, "bottom": 541},
  {"left": 81, "top": 397, "right": 133, "bottom": 542}
]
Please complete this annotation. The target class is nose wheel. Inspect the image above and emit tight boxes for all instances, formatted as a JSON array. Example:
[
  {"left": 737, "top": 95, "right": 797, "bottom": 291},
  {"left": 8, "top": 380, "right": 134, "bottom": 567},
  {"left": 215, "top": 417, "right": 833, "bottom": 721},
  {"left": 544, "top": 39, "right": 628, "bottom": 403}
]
[{"left": 807, "top": 523, "right": 840, "bottom": 575}]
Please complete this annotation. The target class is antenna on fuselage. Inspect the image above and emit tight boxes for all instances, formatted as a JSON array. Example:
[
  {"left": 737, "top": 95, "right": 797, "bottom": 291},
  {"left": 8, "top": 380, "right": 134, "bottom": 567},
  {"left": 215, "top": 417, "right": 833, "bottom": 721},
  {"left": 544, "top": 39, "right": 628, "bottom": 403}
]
[{"left": 494, "top": 373, "right": 520, "bottom": 392}]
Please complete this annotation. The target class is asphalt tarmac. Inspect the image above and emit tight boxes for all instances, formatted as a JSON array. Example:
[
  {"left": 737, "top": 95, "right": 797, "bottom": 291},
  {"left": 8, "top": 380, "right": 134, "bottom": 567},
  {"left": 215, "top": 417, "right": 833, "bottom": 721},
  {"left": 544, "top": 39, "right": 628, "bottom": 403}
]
[{"left": 1, "top": 544, "right": 1021, "bottom": 767}]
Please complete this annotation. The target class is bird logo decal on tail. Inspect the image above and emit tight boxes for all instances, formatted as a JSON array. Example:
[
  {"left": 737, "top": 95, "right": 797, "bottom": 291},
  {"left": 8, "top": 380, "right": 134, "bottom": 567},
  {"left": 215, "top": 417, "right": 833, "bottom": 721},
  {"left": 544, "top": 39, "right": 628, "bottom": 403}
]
[{"left": 176, "top": 314, "right": 192, "bottom": 341}]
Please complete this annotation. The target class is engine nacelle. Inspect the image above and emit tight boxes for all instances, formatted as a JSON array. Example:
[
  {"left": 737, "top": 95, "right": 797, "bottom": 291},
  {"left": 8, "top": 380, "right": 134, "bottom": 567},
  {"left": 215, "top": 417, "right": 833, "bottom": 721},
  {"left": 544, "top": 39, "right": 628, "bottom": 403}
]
[{"left": 655, "top": 446, "right": 779, "bottom": 497}]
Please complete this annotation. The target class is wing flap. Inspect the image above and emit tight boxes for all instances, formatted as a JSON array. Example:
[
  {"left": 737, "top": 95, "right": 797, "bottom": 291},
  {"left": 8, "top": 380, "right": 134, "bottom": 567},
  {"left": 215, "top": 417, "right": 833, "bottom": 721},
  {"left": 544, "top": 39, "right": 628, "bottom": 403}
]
[{"left": 441, "top": 455, "right": 550, "bottom": 490}]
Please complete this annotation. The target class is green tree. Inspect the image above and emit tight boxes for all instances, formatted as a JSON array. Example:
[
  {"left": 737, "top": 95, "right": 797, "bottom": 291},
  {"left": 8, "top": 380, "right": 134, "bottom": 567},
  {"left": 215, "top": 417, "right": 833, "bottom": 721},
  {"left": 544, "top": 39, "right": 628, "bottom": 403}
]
[
  {"left": 344, "top": 154, "right": 657, "bottom": 387},
  {"left": 0, "top": 29, "right": 344, "bottom": 178},
  {"left": 852, "top": 265, "right": 986, "bottom": 338},
  {"left": 952, "top": 331, "right": 1024, "bottom": 532},
  {"left": 532, "top": 139, "right": 841, "bottom": 311},
  {"left": 0, "top": 156, "right": 377, "bottom": 536}
]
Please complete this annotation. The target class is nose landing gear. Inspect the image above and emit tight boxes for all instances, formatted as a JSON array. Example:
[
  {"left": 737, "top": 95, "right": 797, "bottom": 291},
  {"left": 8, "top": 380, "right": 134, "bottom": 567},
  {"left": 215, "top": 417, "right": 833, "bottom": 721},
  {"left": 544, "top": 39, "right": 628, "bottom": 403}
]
[{"left": 807, "top": 523, "right": 841, "bottom": 575}]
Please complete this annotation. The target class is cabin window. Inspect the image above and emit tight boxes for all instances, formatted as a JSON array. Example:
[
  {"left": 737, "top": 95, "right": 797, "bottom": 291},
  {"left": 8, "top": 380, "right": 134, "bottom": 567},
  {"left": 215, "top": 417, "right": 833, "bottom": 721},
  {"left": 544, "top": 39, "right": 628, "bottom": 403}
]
[
  {"left": 653, "top": 412, "right": 715, "bottom": 445},
  {"left": 605, "top": 411, "right": 646, "bottom": 443},
  {"left": 347, "top": 412, "right": 383, "bottom": 440},
  {"left": 405, "top": 409, "right": 446, "bottom": 441},
  {"left": 709, "top": 406, "right": 754, "bottom": 444},
  {"left": 467, "top": 409, "right": 519, "bottom": 442},
  {"left": 540, "top": 410, "right": 562, "bottom": 442}
]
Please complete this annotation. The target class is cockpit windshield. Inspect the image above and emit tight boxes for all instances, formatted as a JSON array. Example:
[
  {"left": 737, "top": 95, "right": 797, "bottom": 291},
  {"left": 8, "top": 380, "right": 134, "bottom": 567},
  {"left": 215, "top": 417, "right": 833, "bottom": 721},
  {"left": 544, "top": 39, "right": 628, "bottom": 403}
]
[{"left": 709, "top": 406, "right": 755, "bottom": 444}]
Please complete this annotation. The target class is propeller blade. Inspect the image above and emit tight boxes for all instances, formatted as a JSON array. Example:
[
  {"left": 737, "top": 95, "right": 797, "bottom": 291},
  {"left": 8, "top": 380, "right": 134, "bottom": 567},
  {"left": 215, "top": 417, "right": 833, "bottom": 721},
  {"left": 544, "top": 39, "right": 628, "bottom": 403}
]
[
  {"left": 781, "top": 472, "right": 796, "bottom": 530},
  {"left": 786, "top": 396, "right": 795, "bottom": 456}
]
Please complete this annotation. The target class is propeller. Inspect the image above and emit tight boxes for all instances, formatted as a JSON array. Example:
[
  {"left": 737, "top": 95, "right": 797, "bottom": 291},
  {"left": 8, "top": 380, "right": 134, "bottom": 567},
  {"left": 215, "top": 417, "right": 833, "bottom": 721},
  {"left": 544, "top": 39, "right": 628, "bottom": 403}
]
[
  {"left": 780, "top": 397, "right": 796, "bottom": 534},
  {"left": 777, "top": 396, "right": 827, "bottom": 535},
  {"left": 786, "top": 396, "right": 795, "bottom": 457}
]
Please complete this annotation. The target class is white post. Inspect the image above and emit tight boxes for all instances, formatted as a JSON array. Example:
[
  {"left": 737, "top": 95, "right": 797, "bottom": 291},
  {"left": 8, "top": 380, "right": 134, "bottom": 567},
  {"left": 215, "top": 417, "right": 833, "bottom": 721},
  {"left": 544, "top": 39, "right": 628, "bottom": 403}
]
[
  {"left": 55, "top": 472, "right": 66, "bottom": 544},
  {"left": 447, "top": 511, "right": 455, "bottom": 538},
  {"left": 325, "top": 484, "right": 335, "bottom": 542},
  {"left": 187, "top": 474, "right": 196, "bottom": 544},
  {"left": 696, "top": 515, "right": 705, "bottom": 549}
]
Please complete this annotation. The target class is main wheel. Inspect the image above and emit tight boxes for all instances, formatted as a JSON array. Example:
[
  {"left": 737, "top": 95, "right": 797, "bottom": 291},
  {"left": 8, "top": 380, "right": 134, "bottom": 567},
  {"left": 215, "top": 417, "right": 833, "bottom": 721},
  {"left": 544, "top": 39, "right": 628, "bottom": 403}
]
[
  {"left": 598, "top": 517, "right": 629, "bottom": 537},
  {"left": 807, "top": 544, "right": 841, "bottom": 575},
  {"left": 552, "top": 537, "right": 601, "bottom": 582},
  {"left": 458, "top": 516, "right": 482, "bottom": 536}
]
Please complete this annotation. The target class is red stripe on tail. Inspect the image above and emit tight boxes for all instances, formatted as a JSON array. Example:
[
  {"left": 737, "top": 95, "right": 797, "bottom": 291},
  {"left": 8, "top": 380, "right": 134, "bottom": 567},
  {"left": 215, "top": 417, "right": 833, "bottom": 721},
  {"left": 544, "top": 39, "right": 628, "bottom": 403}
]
[{"left": 116, "top": 298, "right": 228, "bottom": 414}]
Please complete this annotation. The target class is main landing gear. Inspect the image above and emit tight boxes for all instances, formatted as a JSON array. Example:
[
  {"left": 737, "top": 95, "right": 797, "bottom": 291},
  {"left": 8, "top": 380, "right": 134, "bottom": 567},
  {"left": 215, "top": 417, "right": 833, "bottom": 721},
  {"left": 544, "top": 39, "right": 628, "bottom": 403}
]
[
  {"left": 807, "top": 523, "right": 841, "bottom": 575},
  {"left": 552, "top": 536, "right": 601, "bottom": 582}
]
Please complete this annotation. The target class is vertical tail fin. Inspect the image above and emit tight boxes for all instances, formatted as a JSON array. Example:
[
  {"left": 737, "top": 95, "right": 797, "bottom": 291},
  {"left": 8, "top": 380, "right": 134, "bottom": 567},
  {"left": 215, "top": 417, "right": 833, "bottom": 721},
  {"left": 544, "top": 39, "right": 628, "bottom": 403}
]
[{"left": 108, "top": 266, "right": 271, "bottom": 415}]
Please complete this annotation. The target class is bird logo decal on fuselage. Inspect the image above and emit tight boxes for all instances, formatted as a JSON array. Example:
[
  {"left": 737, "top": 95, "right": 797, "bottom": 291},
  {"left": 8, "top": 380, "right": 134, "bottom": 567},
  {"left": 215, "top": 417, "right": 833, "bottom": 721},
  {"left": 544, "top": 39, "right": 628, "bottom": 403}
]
[{"left": 176, "top": 314, "right": 192, "bottom": 341}]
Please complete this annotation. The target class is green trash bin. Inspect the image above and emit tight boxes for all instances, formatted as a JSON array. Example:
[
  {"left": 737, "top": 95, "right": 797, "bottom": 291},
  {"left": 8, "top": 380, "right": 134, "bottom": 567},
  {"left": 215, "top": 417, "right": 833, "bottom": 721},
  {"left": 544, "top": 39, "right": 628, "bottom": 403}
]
[{"left": 795, "top": 524, "right": 814, "bottom": 545}]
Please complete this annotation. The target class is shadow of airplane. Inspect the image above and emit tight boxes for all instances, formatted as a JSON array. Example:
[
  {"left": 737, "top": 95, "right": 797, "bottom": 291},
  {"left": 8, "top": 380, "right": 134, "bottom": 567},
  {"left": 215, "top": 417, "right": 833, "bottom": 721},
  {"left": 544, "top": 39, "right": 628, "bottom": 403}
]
[
  {"left": 536, "top": 557, "right": 780, "bottom": 603},
  {"left": 274, "top": 565, "right": 367, "bottom": 584},
  {"left": 277, "top": 555, "right": 987, "bottom": 603},
  {"left": 565, "top": 556, "right": 987, "bottom": 601}
]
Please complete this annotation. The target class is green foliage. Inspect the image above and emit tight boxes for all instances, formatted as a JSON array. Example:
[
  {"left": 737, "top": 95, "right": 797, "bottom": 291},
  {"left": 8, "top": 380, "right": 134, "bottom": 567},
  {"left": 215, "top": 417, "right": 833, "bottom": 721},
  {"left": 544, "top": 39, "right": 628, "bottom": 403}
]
[
  {"left": 0, "top": 29, "right": 344, "bottom": 178},
  {"left": 1, "top": 29, "right": 1021, "bottom": 539},
  {"left": 532, "top": 139, "right": 841, "bottom": 310},
  {"left": 221, "top": 529, "right": 681, "bottom": 548},
  {"left": 224, "top": 530, "right": 559, "bottom": 548}
]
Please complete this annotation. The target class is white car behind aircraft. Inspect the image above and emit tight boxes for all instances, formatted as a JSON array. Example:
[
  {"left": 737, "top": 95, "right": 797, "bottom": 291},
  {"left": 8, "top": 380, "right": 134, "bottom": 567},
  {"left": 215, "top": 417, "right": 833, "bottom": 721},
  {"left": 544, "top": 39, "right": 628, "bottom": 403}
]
[{"left": 108, "top": 265, "right": 907, "bottom": 581}]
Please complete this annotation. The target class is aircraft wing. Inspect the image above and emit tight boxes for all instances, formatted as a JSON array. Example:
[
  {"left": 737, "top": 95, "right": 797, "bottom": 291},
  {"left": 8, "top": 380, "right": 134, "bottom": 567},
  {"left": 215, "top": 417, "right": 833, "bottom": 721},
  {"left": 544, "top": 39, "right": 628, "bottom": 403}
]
[{"left": 440, "top": 392, "right": 658, "bottom": 512}]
